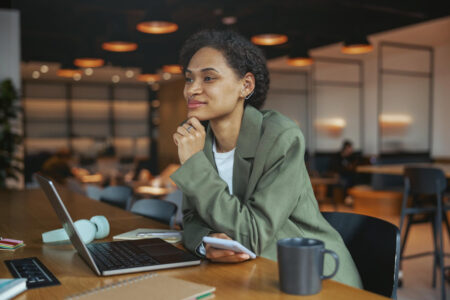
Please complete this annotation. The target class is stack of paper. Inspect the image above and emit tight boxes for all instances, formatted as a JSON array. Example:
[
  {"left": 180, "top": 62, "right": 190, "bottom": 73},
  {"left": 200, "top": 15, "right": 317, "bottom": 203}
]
[
  {"left": 113, "top": 229, "right": 182, "bottom": 244},
  {"left": 0, "top": 238, "right": 25, "bottom": 251}
]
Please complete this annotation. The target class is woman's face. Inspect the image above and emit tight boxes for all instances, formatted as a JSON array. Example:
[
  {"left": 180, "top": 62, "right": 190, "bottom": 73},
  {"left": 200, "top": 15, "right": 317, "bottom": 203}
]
[{"left": 183, "top": 47, "right": 245, "bottom": 121}]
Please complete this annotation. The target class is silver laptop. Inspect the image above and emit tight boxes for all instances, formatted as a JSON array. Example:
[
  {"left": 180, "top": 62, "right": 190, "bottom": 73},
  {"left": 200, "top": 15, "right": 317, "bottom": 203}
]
[{"left": 36, "top": 173, "right": 201, "bottom": 276}]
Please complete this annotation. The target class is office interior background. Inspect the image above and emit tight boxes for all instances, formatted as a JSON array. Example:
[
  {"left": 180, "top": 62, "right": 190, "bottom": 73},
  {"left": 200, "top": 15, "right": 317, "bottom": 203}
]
[{"left": 1, "top": 1, "right": 450, "bottom": 299}]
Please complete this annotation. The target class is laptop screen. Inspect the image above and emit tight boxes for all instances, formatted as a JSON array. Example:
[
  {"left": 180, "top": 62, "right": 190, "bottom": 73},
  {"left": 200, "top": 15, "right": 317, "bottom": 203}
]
[{"left": 35, "top": 173, "right": 101, "bottom": 275}]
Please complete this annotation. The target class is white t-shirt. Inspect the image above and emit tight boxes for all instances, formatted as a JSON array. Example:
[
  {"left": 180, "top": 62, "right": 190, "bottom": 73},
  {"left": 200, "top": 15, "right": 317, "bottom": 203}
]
[
  {"left": 197, "top": 140, "right": 236, "bottom": 255},
  {"left": 212, "top": 140, "right": 235, "bottom": 195}
]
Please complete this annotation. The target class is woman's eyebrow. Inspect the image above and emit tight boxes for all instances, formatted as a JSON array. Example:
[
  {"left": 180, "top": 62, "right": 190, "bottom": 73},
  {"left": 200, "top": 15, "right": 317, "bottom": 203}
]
[
  {"left": 201, "top": 67, "right": 219, "bottom": 73},
  {"left": 184, "top": 67, "right": 220, "bottom": 74}
]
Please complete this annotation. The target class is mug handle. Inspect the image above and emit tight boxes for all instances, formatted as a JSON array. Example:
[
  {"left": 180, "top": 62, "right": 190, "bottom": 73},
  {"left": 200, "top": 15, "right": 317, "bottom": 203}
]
[{"left": 321, "top": 249, "right": 339, "bottom": 280}]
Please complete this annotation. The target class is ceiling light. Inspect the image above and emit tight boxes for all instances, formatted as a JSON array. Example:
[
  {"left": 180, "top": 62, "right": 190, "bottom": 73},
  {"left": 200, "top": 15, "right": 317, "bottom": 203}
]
[
  {"left": 137, "top": 21, "right": 178, "bottom": 34},
  {"left": 136, "top": 4, "right": 178, "bottom": 35},
  {"left": 74, "top": 58, "right": 105, "bottom": 68},
  {"left": 40, "top": 65, "right": 49, "bottom": 73},
  {"left": 125, "top": 70, "right": 135, "bottom": 78},
  {"left": 32, "top": 71, "right": 40, "bottom": 79},
  {"left": 138, "top": 74, "right": 161, "bottom": 83},
  {"left": 102, "top": 41, "right": 138, "bottom": 52},
  {"left": 57, "top": 69, "right": 82, "bottom": 78},
  {"left": 112, "top": 75, "right": 120, "bottom": 83},
  {"left": 162, "top": 64, "right": 182, "bottom": 74},
  {"left": 287, "top": 57, "right": 314, "bottom": 67},
  {"left": 251, "top": 34, "right": 288, "bottom": 46},
  {"left": 341, "top": 37, "right": 373, "bottom": 55},
  {"left": 84, "top": 68, "right": 94, "bottom": 76}
]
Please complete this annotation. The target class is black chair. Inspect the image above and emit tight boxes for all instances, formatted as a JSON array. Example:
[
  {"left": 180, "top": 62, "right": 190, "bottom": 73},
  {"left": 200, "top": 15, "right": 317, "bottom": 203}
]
[
  {"left": 131, "top": 199, "right": 178, "bottom": 228},
  {"left": 400, "top": 167, "right": 449, "bottom": 300},
  {"left": 322, "top": 212, "right": 400, "bottom": 299}
]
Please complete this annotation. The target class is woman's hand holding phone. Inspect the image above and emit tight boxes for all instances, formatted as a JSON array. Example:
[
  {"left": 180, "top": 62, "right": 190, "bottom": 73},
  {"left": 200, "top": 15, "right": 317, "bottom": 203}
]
[
  {"left": 203, "top": 233, "right": 252, "bottom": 263},
  {"left": 173, "top": 117, "right": 206, "bottom": 164}
]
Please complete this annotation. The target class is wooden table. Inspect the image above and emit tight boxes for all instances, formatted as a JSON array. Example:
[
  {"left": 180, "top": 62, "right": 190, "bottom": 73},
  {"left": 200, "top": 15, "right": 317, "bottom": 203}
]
[
  {"left": 357, "top": 163, "right": 450, "bottom": 178},
  {"left": 0, "top": 188, "right": 388, "bottom": 299}
]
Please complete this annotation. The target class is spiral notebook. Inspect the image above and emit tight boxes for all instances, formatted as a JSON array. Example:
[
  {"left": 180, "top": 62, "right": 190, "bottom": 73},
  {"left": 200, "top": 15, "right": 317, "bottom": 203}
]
[{"left": 66, "top": 273, "right": 215, "bottom": 300}]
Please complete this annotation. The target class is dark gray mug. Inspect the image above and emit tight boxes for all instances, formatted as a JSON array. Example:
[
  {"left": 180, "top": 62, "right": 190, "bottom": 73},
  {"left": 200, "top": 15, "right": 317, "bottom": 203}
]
[{"left": 277, "top": 238, "right": 339, "bottom": 295}]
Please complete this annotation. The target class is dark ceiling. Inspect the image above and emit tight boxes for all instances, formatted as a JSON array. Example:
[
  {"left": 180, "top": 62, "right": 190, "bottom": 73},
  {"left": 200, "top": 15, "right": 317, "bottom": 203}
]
[{"left": 10, "top": 0, "right": 450, "bottom": 70}]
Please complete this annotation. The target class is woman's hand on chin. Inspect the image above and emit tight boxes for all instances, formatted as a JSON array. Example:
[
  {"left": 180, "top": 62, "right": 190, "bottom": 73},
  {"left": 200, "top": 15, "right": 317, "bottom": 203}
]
[
  {"left": 204, "top": 233, "right": 250, "bottom": 263},
  {"left": 173, "top": 117, "right": 206, "bottom": 164}
]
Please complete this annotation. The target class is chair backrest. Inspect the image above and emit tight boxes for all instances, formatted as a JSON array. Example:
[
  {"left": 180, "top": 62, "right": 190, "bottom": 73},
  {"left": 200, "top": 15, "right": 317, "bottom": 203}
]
[
  {"left": 164, "top": 189, "right": 183, "bottom": 226},
  {"left": 99, "top": 186, "right": 133, "bottom": 210},
  {"left": 322, "top": 212, "right": 400, "bottom": 299},
  {"left": 131, "top": 199, "right": 178, "bottom": 227},
  {"left": 404, "top": 167, "right": 447, "bottom": 195},
  {"left": 85, "top": 185, "right": 103, "bottom": 201}
]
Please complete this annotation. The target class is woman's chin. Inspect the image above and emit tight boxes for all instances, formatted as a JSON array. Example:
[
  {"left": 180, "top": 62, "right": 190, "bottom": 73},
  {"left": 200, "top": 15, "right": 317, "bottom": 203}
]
[{"left": 187, "top": 111, "right": 209, "bottom": 121}]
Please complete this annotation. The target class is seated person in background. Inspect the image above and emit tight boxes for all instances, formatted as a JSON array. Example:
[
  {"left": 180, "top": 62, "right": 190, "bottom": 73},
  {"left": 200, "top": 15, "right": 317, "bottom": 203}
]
[
  {"left": 170, "top": 29, "right": 362, "bottom": 289},
  {"left": 41, "top": 148, "right": 85, "bottom": 195},
  {"left": 332, "top": 140, "right": 359, "bottom": 204}
]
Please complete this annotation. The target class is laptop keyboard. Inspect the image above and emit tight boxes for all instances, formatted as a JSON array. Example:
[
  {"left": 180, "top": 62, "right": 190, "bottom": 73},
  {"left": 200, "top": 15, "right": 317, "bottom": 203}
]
[{"left": 87, "top": 241, "right": 158, "bottom": 270}]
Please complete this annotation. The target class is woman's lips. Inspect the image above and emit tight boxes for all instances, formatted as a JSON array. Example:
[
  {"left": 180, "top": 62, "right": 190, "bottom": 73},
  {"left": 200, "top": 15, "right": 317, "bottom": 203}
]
[{"left": 188, "top": 100, "right": 206, "bottom": 109}]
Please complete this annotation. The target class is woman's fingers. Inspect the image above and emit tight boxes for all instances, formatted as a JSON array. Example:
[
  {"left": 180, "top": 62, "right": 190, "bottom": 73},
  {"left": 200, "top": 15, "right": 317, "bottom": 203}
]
[
  {"left": 186, "top": 117, "right": 205, "bottom": 134},
  {"left": 205, "top": 247, "right": 235, "bottom": 258},
  {"left": 177, "top": 125, "right": 190, "bottom": 136},
  {"left": 207, "top": 251, "right": 250, "bottom": 263}
]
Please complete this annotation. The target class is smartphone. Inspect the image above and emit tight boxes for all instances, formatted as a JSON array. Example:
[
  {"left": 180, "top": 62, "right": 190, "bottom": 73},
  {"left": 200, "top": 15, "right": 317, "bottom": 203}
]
[{"left": 202, "top": 236, "right": 256, "bottom": 259}]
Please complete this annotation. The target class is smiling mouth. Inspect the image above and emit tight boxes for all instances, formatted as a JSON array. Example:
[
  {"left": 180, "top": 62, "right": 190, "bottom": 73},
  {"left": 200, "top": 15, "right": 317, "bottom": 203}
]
[{"left": 188, "top": 100, "right": 206, "bottom": 109}]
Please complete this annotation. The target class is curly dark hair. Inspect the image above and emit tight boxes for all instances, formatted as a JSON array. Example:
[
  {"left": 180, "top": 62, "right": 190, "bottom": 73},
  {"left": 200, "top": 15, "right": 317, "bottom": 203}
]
[{"left": 179, "top": 29, "right": 270, "bottom": 109}]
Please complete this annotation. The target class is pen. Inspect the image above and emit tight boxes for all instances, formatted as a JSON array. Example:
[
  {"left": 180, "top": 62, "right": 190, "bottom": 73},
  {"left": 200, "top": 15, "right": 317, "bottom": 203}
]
[{"left": 136, "top": 232, "right": 181, "bottom": 237}]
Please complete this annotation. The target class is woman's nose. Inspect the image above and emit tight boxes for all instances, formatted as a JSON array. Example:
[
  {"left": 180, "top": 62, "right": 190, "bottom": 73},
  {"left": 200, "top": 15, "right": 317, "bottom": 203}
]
[{"left": 186, "top": 78, "right": 202, "bottom": 95}]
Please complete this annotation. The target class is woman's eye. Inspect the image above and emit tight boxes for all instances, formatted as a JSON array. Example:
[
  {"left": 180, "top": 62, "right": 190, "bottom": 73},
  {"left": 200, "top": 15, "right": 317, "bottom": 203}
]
[
  {"left": 185, "top": 77, "right": 193, "bottom": 83},
  {"left": 204, "top": 76, "right": 214, "bottom": 82}
]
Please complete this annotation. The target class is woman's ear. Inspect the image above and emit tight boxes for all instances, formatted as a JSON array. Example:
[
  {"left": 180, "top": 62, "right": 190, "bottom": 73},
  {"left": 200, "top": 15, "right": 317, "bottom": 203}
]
[{"left": 242, "top": 72, "right": 255, "bottom": 99}]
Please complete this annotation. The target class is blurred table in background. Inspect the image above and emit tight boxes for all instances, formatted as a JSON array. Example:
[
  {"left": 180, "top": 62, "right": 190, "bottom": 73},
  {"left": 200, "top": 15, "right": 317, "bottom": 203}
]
[{"left": 357, "top": 163, "right": 450, "bottom": 178}]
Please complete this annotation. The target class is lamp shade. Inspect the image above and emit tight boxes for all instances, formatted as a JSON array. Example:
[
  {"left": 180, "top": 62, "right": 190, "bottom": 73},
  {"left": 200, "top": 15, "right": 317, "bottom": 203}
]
[
  {"left": 162, "top": 64, "right": 182, "bottom": 74},
  {"left": 74, "top": 58, "right": 105, "bottom": 68},
  {"left": 136, "top": 4, "right": 178, "bottom": 34},
  {"left": 137, "top": 21, "right": 178, "bottom": 34},
  {"left": 102, "top": 15, "right": 138, "bottom": 52},
  {"left": 138, "top": 65, "right": 161, "bottom": 83},
  {"left": 251, "top": 33, "right": 288, "bottom": 46},
  {"left": 58, "top": 60, "right": 82, "bottom": 78},
  {"left": 341, "top": 36, "right": 373, "bottom": 54},
  {"left": 102, "top": 41, "right": 138, "bottom": 52}
]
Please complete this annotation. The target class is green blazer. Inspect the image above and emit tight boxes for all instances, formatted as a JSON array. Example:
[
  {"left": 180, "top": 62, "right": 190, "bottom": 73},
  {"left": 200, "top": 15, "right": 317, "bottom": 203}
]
[{"left": 171, "top": 106, "right": 362, "bottom": 289}]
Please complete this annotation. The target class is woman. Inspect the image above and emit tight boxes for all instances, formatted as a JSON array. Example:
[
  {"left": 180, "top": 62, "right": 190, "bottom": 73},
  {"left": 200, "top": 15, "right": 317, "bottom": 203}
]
[{"left": 170, "top": 30, "right": 362, "bottom": 288}]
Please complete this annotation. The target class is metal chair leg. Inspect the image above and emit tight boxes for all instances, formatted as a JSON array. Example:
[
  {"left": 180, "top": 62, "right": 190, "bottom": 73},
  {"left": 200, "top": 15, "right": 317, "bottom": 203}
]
[
  {"left": 436, "top": 193, "right": 446, "bottom": 300},
  {"left": 431, "top": 215, "right": 438, "bottom": 288}
]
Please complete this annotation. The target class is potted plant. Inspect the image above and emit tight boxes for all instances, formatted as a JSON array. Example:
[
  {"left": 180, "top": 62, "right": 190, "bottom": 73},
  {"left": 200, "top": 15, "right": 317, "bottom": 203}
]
[{"left": 0, "top": 79, "right": 22, "bottom": 188}]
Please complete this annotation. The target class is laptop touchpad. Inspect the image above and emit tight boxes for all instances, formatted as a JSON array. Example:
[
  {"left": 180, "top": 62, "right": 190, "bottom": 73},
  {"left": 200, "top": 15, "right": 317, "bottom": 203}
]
[{"left": 134, "top": 239, "right": 190, "bottom": 264}]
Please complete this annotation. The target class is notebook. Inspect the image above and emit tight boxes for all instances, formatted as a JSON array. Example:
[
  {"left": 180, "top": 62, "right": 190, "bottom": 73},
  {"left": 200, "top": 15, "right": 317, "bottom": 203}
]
[
  {"left": 36, "top": 173, "right": 201, "bottom": 276},
  {"left": 66, "top": 273, "right": 215, "bottom": 300}
]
